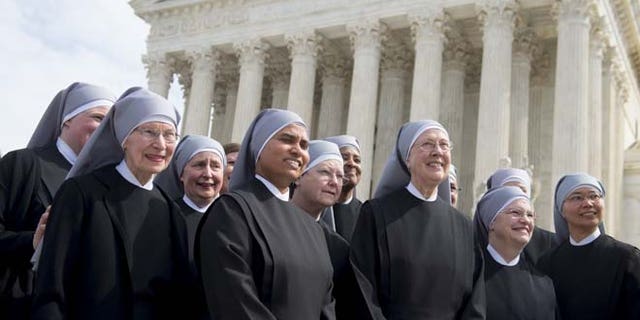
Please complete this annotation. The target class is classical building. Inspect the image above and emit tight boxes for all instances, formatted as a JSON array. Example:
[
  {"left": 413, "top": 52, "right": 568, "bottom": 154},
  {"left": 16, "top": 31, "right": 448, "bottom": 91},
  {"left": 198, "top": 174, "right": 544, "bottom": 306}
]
[{"left": 130, "top": 0, "right": 640, "bottom": 246}]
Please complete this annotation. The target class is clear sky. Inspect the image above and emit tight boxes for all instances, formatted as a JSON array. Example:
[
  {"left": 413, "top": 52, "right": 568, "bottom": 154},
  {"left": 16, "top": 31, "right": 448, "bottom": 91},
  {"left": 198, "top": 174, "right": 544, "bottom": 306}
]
[{"left": 0, "top": 0, "right": 183, "bottom": 154}]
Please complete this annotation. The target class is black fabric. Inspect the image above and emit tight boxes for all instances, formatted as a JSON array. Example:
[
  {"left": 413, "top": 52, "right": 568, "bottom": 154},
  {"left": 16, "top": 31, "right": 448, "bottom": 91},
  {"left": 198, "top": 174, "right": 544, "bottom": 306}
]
[
  {"left": 197, "top": 178, "right": 335, "bottom": 320},
  {"left": 484, "top": 249, "right": 557, "bottom": 320},
  {"left": 31, "top": 165, "right": 195, "bottom": 320},
  {"left": 350, "top": 188, "right": 485, "bottom": 319},
  {"left": 522, "top": 226, "right": 558, "bottom": 265},
  {"left": 332, "top": 197, "right": 362, "bottom": 243},
  {"left": 537, "top": 234, "right": 640, "bottom": 320},
  {"left": 0, "top": 145, "right": 70, "bottom": 319}
]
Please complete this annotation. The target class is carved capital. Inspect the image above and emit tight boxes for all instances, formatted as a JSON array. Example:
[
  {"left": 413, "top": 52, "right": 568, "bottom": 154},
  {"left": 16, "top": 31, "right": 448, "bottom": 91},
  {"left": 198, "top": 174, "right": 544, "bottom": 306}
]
[
  {"left": 465, "top": 49, "right": 483, "bottom": 90},
  {"left": 408, "top": 6, "right": 449, "bottom": 44},
  {"left": 552, "top": 0, "right": 597, "bottom": 25},
  {"left": 347, "top": 20, "right": 388, "bottom": 52},
  {"left": 476, "top": 0, "right": 519, "bottom": 31},
  {"left": 285, "top": 31, "right": 323, "bottom": 59},
  {"left": 233, "top": 38, "right": 270, "bottom": 66},
  {"left": 589, "top": 16, "right": 606, "bottom": 59},
  {"left": 531, "top": 50, "right": 551, "bottom": 86},
  {"left": 513, "top": 28, "right": 538, "bottom": 60},
  {"left": 186, "top": 47, "right": 221, "bottom": 75},
  {"left": 443, "top": 29, "right": 469, "bottom": 69},
  {"left": 142, "top": 52, "right": 173, "bottom": 82},
  {"left": 320, "top": 54, "right": 349, "bottom": 79},
  {"left": 381, "top": 39, "right": 412, "bottom": 71}
]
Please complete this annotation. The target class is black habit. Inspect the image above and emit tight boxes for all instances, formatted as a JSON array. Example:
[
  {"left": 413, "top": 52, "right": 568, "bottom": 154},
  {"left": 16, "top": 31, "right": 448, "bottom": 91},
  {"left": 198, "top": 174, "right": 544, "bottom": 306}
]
[
  {"left": 350, "top": 188, "right": 485, "bottom": 319},
  {"left": 332, "top": 197, "right": 362, "bottom": 243},
  {"left": 522, "top": 226, "right": 558, "bottom": 265},
  {"left": 196, "top": 178, "right": 335, "bottom": 320},
  {"left": 0, "top": 145, "right": 70, "bottom": 319},
  {"left": 31, "top": 165, "right": 194, "bottom": 320},
  {"left": 537, "top": 234, "right": 640, "bottom": 320},
  {"left": 483, "top": 249, "right": 557, "bottom": 320}
]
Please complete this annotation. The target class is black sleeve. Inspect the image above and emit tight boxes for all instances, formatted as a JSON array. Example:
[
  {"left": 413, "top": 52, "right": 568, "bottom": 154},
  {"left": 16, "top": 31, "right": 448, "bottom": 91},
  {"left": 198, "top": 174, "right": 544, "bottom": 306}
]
[
  {"left": 619, "top": 246, "right": 640, "bottom": 319},
  {"left": 31, "top": 179, "right": 85, "bottom": 320},
  {"left": 197, "top": 195, "right": 277, "bottom": 320},
  {"left": 458, "top": 243, "right": 487, "bottom": 320}
]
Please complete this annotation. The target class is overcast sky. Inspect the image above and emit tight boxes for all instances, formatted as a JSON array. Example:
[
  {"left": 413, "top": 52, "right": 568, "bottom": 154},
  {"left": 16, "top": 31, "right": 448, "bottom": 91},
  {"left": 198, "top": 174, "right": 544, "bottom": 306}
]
[{"left": 0, "top": 0, "right": 183, "bottom": 154}]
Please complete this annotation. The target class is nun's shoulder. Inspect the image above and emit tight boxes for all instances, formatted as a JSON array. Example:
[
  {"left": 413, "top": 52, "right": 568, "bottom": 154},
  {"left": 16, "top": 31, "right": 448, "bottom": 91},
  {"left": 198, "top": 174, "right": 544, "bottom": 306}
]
[
  {"left": 1, "top": 147, "right": 38, "bottom": 166},
  {"left": 605, "top": 235, "right": 640, "bottom": 257}
]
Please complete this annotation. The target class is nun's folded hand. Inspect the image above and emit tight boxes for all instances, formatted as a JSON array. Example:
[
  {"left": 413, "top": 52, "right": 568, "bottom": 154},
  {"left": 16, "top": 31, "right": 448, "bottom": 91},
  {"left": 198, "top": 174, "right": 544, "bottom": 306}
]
[{"left": 33, "top": 206, "right": 50, "bottom": 249}]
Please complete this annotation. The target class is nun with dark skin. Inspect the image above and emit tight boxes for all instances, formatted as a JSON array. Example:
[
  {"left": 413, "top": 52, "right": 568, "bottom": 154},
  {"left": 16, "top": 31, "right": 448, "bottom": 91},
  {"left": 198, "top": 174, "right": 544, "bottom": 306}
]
[
  {"left": 0, "top": 82, "right": 114, "bottom": 319},
  {"left": 31, "top": 88, "right": 194, "bottom": 319},
  {"left": 196, "top": 109, "right": 335, "bottom": 320}
]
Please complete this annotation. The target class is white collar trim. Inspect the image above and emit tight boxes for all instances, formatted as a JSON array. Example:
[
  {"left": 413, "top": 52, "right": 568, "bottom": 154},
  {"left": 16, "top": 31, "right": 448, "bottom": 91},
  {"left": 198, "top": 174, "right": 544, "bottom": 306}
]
[
  {"left": 255, "top": 174, "right": 289, "bottom": 201},
  {"left": 56, "top": 138, "right": 77, "bottom": 165},
  {"left": 182, "top": 194, "right": 213, "bottom": 213},
  {"left": 487, "top": 244, "right": 520, "bottom": 266},
  {"left": 116, "top": 160, "right": 154, "bottom": 190},
  {"left": 405, "top": 182, "right": 437, "bottom": 202},
  {"left": 570, "top": 228, "right": 601, "bottom": 246}
]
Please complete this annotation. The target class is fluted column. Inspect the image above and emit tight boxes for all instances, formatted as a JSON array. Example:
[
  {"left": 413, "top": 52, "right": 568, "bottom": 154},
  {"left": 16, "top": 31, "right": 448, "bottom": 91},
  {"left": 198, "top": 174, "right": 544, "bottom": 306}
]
[
  {"left": 232, "top": 39, "right": 269, "bottom": 142},
  {"left": 460, "top": 50, "right": 482, "bottom": 216},
  {"left": 317, "top": 54, "right": 349, "bottom": 137},
  {"left": 510, "top": 28, "right": 536, "bottom": 168},
  {"left": 612, "top": 79, "right": 628, "bottom": 236},
  {"left": 588, "top": 18, "right": 605, "bottom": 178},
  {"left": 143, "top": 52, "right": 173, "bottom": 98},
  {"left": 601, "top": 48, "right": 617, "bottom": 220},
  {"left": 267, "top": 56, "right": 291, "bottom": 108},
  {"left": 552, "top": 0, "right": 594, "bottom": 181},
  {"left": 286, "top": 31, "right": 321, "bottom": 125},
  {"left": 440, "top": 31, "right": 468, "bottom": 163},
  {"left": 622, "top": 145, "right": 640, "bottom": 247},
  {"left": 222, "top": 74, "right": 239, "bottom": 143},
  {"left": 211, "top": 88, "right": 226, "bottom": 140},
  {"left": 346, "top": 20, "right": 386, "bottom": 198},
  {"left": 183, "top": 48, "right": 220, "bottom": 135},
  {"left": 473, "top": 0, "right": 518, "bottom": 189},
  {"left": 408, "top": 7, "right": 447, "bottom": 121},
  {"left": 373, "top": 41, "right": 411, "bottom": 189}
]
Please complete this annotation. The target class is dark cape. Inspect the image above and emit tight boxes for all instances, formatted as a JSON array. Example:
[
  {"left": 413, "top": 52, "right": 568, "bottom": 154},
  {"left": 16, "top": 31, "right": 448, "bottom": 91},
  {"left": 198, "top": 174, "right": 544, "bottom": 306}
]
[
  {"left": 537, "top": 234, "right": 640, "bottom": 320},
  {"left": 31, "top": 165, "right": 195, "bottom": 320},
  {"left": 483, "top": 248, "right": 557, "bottom": 320},
  {"left": 196, "top": 178, "right": 335, "bottom": 320},
  {"left": 522, "top": 226, "right": 558, "bottom": 265},
  {"left": 350, "top": 188, "right": 485, "bottom": 319},
  {"left": 0, "top": 145, "right": 70, "bottom": 319},
  {"left": 332, "top": 197, "right": 362, "bottom": 243}
]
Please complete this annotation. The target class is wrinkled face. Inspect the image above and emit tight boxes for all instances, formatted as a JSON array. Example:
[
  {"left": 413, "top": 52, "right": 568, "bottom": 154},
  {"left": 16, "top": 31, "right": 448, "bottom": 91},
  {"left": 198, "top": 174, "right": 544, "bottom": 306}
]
[
  {"left": 504, "top": 181, "right": 529, "bottom": 196},
  {"left": 561, "top": 186, "right": 604, "bottom": 234},
  {"left": 490, "top": 198, "right": 535, "bottom": 249},
  {"left": 221, "top": 151, "right": 238, "bottom": 193},
  {"left": 61, "top": 106, "right": 110, "bottom": 154},
  {"left": 340, "top": 146, "right": 361, "bottom": 189},
  {"left": 406, "top": 129, "right": 451, "bottom": 189},
  {"left": 255, "top": 124, "right": 310, "bottom": 191},
  {"left": 123, "top": 121, "right": 177, "bottom": 183},
  {"left": 450, "top": 179, "right": 459, "bottom": 207},
  {"left": 181, "top": 151, "right": 224, "bottom": 206},
  {"left": 296, "top": 160, "right": 344, "bottom": 209}
]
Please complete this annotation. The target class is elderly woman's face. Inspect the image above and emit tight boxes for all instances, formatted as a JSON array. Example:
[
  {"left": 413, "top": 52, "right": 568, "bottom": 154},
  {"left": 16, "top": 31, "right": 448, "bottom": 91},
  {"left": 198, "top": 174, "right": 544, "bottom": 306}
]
[
  {"left": 406, "top": 128, "right": 451, "bottom": 189},
  {"left": 340, "top": 146, "right": 361, "bottom": 189},
  {"left": 255, "top": 124, "right": 309, "bottom": 190},
  {"left": 562, "top": 186, "right": 604, "bottom": 234},
  {"left": 123, "top": 121, "right": 177, "bottom": 183},
  {"left": 490, "top": 198, "right": 534, "bottom": 248},
  {"left": 181, "top": 151, "right": 224, "bottom": 207},
  {"left": 295, "top": 159, "right": 344, "bottom": 209},
  {"left": 61, "top": 106, "right": 110, "bottom": 154}
]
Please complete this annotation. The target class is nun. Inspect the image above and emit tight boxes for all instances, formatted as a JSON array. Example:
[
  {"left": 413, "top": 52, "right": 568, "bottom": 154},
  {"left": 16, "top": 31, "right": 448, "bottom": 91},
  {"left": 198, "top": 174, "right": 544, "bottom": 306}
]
[
  {"left": 537, "top": 173, "right": 640, "bottom": 319},
  {"left": 322, "top": 135, "right": 362, "bottom": 243},
  {"left": 31, "top": 88, "right": 193, "bottom": 319},
  {"left": 0, "top": 82, "right": 114, "bottom": 319},
  {"left": 474, "top": 186, "right": 557, "bottom": 319},
  {"left": 486, "top": 168, "right": 558, "bottom": 263},
  {"left": 196, "top": 109, "right": 335, "bottom": 319},
  {"left": 449, "top": 164, "right": 460, "bottom": 207},
  {"left": 350, "top": 120, "right": 485, "bottom": 319}
]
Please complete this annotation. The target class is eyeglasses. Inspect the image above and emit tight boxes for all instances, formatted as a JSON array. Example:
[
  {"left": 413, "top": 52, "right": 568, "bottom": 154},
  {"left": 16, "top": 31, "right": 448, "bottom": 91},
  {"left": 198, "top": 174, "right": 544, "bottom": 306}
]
[
  {"left": 135, "top": 128, "right": 179, "bottom": 144},
  {"left": 565, "top": 193, "right": 602, "bottom": 204},
  {"left": 417, "top": 140, "right": 453, "bottom": 152},
  {"left": 500, "top": 208, "right": 536, "bottom": 220}
]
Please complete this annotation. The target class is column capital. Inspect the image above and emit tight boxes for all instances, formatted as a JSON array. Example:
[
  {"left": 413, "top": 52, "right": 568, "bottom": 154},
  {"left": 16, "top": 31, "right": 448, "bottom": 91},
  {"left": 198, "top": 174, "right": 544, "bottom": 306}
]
[
  {"left": 465, "top": 49, "right": 482, "bottom": 91},
  {"left": 285, "top": 31, "right": 323, "bottom": 59},
  {"left": 590, "top": 16, "right": 607, "bottom": 59},
  {"left": 347, "top": 19, "right": 388, "bottom": 52},
  {"left": 476, "top": 0, "right": 519, "bottom": 30},
  {"left": 186, "top": 47, "right": 221, "bottom": 75},
  {"left": 443, "top": 30, "right": 469, "bottom": 70},
  {"left": 513, "top": 28, "right": 538, "bottom": 61},
  {"left": 531, "top": 49, "right": 552, "bottom": 86},
  {"left": 233, "top": 38, "right": 270, "bottom": 66},
  {"left": 266, "top": 59, "right": 291, "bottom": 87},
  {"left": 381, "top": 39, "right": 412, "bottom": 72},
  {"left": 408, "top": 6, "right": 449, "bottom": 44},
  {"left": 552, "top": 0, "right": 597, "bottom": 24},
  {"left": 320, "top": 54, "right": 350, "bottom": 79},
  {"left": 142, "top": 51, "right": 174, "bottom": 81}
]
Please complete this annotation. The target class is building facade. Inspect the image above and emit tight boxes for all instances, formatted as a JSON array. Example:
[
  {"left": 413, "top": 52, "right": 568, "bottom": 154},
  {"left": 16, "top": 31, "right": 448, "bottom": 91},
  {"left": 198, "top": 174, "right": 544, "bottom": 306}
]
[{"left": 131, "top": 0, "right": 640, "bottom": 246}]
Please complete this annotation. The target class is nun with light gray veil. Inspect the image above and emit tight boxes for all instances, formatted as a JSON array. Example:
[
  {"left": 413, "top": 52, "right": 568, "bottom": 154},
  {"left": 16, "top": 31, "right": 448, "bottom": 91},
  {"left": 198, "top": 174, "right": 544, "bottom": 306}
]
[
  {"left": 350, "top": 119, "right": 485, "bottom": 319},
  {"left": 0, "top": 82, "right": 114, "bottom": 319},
  {"left": 196, "top": 109, "right": 335, "bottom": 319},
  {"left": 537, "top": 173, "right": 640, "bottom": 319},
  {"left": 31, "top": 88, "right": 195, "bottom": 319}
]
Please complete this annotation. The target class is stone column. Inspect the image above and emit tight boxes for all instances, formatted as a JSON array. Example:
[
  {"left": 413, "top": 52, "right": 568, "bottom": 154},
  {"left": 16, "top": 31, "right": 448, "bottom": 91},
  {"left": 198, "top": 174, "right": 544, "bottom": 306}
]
[
  {"left": 175, "top": 59, "right": 192, "bottom": 114},
  {"left": 373, "top": 40, "right": 411, "bottom": 189},
  {"left": 231, "top": 39, "right": 270, "bottom": 142},
  {"left": 346, "top": 20, "right": 386, "bottom": 199},
  {"left": 623, "top": 144, "right": 640, "bottom": 247},
  {"left": 509, "top": 28, "right": 537, "bottom": 169},
  {"left": 473, "top": 0, "right": 517, "bottom": 190},
  {"left": 183, "top": 48, "right": 220, "bottom": 136},
  {"left": 612, "top": 82, "right": 629, "bottom": 236},
  {"left": 223, "top": 74, "right": 239, "bottom": 143},
  {"left": 317, "top": 54, "right": 349, "bottom": 137},
  {"left": 588, "top": 18, "right": 605, "bottom": 178},
  {"left": 267, "top": 55, "right": 291, "bottom": 108},
  {"left": 211, "top": 87, "right": 226, "bottom": 140},
  {"left": 408, "top": 6, "right": 447, "bottom": 121},
  {"left": 142, "top": 52, "right": 173, "bottom": 98},
  {"left": 460, "top": 50, "right": 482, "bottom": 216},
  {"left": 440, "top": 30, "right": 468, "bottom": 163},
  {"left": 551, "top": 0, "right": 594, "bottom": 182},
  {"left": 601, "top": 48, "right": 618, "bottom": 222},
  {"left": 286, "top": 31, "right": 322, "bottom": 125}
]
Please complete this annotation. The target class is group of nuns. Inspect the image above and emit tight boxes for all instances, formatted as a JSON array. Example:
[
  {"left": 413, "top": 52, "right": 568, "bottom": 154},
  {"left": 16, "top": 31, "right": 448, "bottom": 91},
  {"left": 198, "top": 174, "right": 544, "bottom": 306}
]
[{"left": 0, "top": 82, "right": 639, "bottom": 320}]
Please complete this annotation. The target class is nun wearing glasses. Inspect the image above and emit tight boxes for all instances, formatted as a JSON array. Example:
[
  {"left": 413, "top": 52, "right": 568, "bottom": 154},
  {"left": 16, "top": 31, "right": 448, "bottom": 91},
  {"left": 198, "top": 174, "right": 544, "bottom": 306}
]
[
  {"left": 474, "top": 186, "right": 557, "bottom": 319},
  {"left": 197, "top": 109, "right": 334, "bottom": 319},
  {"left": 0, "top": 82, "right": 114, "bottom": 319},
  {"left": 32, "top": 88, "right": 193, "bottom": 319},
  {"left": 537, "top": 173, "right": 640, "bottom": 319},
  {"left": 350, "top": 120, "right": 484, "bottom": 319}
]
